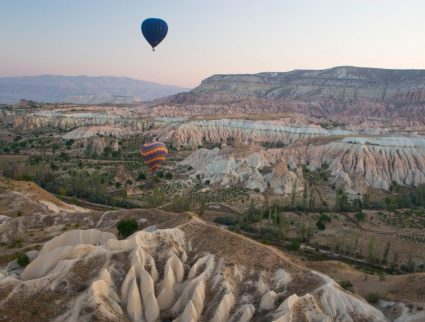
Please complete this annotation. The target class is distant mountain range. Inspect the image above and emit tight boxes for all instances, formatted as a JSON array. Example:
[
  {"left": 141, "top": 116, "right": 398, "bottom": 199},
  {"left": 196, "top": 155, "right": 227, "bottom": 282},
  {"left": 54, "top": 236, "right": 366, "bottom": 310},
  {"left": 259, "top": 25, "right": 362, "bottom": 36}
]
[{"left": 0, "top": 75, "right": 188, "bottom": 104}]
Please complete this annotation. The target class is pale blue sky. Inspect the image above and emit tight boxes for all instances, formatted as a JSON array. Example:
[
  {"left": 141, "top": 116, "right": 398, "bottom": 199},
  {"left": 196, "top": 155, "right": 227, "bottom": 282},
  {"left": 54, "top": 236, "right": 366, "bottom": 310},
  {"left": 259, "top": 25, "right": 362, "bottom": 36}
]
[{"left": 1, "top": 0, "right": 424, "bottom": 87}]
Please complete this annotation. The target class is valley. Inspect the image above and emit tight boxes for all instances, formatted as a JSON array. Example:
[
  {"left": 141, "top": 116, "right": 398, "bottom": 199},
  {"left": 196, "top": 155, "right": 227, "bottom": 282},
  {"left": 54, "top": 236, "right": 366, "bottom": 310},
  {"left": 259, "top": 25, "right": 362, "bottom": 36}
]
[{"left": 1, "top": 67, "right": 425, "bottom": 321}]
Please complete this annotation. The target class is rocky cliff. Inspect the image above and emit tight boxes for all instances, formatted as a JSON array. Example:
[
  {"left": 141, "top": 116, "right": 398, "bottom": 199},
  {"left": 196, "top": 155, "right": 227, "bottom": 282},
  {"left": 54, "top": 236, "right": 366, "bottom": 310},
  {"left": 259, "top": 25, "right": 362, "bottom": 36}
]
[
  {"left": 181, "top": 136, "right": 425, "bottom": 194},
  {"left": 0, "top": 220, "right": 386, "bottom": 322},
  {"left": 155, "top": 118, "right": 353, "bottom": 147},
  {"left": 151, "top": 67, "right": 425, "bottom": 121}
]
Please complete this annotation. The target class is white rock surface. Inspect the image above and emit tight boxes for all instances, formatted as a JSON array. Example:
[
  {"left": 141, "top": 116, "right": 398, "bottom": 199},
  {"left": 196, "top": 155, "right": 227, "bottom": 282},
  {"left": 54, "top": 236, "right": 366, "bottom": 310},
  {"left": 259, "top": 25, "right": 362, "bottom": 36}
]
[
  {"left": 2, "top": 227, "right": 387, "bottom": 322},
  {"left": 182, "top": 135, "right": 425, "bottom": 193}
]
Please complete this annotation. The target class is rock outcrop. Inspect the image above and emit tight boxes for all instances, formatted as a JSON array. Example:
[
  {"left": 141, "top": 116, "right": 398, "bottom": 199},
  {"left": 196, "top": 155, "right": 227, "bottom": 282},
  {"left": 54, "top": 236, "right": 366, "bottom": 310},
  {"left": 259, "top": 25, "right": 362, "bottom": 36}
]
[
  {"left": 156, "top": 118, "right": 353, "bottom": 147},
  {"left": 0, "top": 222, "right": 386, "bottom": 322},
  {"left": 181, "top": 136, "right": 425, "bottom": 194}
]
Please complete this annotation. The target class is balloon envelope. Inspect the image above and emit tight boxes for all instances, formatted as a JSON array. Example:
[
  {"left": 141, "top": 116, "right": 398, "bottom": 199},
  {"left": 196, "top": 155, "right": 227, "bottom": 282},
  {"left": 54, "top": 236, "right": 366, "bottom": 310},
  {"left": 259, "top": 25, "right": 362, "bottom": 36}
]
[
  {"left": 141, "top": 18, "right": 168, "bottom": 50},
  {"left": 140, "top": 142, "right": 168, "bottom": 172}
]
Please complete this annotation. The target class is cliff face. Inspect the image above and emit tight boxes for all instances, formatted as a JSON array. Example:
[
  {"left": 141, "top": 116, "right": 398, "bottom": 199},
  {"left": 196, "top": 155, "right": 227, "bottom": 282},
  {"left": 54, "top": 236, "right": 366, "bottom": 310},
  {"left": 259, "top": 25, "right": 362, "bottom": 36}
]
[
  {"left": 155, "top": 118, "right": 353, "bottom": 147},
  {"left": 196, "top": 67, "right": 425, "bottom": 102},
  {"left": 152, "top": 67, "right": 425, "bottom": 120},
  {"left": 181, "top": 136, "right": 425, "bottom": 194}
]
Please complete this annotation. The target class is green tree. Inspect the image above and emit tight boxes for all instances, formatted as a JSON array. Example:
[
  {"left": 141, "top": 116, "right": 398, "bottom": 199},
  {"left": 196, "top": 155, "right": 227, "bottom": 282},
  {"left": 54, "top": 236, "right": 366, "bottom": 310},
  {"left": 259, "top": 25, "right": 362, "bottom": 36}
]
[
  {"left": 146, "top": 188, "right": 165, "bottom": 208},
  {"left": 103, "top": 146, "right": 113, "bottom": 158},
  {"left": 352, "top": 197, "right": 363, "bottom": 212},
  {"left": 51, "top": 143, "right": 60, "bottom": 156},
  {"left": 277, "top": 213, "right": 289, "bottom": 240},
  {"left": 367, "top": 236, "right": 377, "bottom": 265},
  {"left": 382, "top": 241, "right": 391, "bottom": 264},
  {"left": 339, "top": 280, "right": 353, "bottom": 291},
  {"left": 170, "top": 195, "right": 191, "bottom": 212},
  {"left": 316, "top": 220, "right": 326, "bottom": 230},
  {"left": 288, "top": 239, "right": 301, "bottom": 251},
  {"left": 295, "top": 223, "right": 314, "bottom": 242},
  {"left": 198, "top": 201, "right": 206, "bottom": 216},
  {"left": 302, "top": 181, "right": 308, "bottom": 211},
  {"left": 309, "top": 193, "right": 316, "bottom": 211},
  {"left": 291, "top": 181, "right": 297, "bottom": 208},
  {"left": 335, "top": 188, "right": 350, "bottom": 211},
  {"left": 16, "top": 253, "right": 30, "bottom": 267},
  {"left": 366, "top": 292, "right": 381, "bottom": 304},
  {"left": 116, "top": 219, "right": 138, "bottom": 238},
  {"left": 355, "top": 211, "right": 366, "bottom": 221}
]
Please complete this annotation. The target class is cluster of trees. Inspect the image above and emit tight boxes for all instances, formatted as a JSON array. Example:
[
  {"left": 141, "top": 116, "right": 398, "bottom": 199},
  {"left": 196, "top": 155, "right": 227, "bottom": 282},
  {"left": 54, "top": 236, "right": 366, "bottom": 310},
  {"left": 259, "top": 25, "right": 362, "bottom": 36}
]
[
  {"left": 156, "top": 170, "right": 173, "bottom": 180},
  {"left": 102, "top": 146, "right": 121, "bottom": 159},
  {"left": 219, "top": 202, "right": 316, "bottom": 250},
  {"left": 384, "top": 184, "right": 425, "bottom": 210}
]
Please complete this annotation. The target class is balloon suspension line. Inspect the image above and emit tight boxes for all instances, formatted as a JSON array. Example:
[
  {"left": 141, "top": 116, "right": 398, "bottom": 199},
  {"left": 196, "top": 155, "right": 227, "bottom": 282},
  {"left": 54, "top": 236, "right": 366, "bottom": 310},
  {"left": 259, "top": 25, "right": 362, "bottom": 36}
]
[{"left": 152, "top": 47, "right": 155, "bottom": 52}]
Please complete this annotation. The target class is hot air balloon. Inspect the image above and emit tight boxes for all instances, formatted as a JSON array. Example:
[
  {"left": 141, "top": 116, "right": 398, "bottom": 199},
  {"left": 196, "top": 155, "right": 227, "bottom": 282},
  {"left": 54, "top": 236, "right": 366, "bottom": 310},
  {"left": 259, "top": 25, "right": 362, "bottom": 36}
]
[
  {"left": 141, "top": 18, "right": 168, "bottom": 51},
  {"left": 140, "top": 142, "right": 168, "bottom": 172}
]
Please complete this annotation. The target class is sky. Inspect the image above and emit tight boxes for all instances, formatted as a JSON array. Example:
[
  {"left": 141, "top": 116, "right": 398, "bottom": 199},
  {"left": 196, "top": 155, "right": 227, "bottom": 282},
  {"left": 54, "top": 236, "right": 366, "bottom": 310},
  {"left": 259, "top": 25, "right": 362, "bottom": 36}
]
[{"left": 1, "top": 0, "right": 425, "bottom": 88}]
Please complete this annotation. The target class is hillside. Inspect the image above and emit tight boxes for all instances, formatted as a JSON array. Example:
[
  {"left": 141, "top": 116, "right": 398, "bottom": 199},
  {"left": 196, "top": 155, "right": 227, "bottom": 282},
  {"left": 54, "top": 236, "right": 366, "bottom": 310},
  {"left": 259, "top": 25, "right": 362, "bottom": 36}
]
[
  {"left": 152, "top": 66, "right": 425, "bottom": 120},
  {"left": 0, "top": 179, "right": 387, "bottom": 322},
  {"left": 0, "top": 75, "right": 188, "bottom": 104}
]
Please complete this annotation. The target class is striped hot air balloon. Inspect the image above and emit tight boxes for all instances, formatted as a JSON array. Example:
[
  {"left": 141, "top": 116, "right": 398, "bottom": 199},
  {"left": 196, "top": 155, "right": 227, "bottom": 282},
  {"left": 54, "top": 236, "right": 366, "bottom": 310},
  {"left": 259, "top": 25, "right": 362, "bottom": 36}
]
[{"left": 140, "top": 142, "right": 168, "bottom": 172}]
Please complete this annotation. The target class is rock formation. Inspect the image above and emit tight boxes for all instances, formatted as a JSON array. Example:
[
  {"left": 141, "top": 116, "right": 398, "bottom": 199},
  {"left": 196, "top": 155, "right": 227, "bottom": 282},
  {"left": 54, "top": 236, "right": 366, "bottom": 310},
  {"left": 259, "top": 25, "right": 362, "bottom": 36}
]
[
  {"left": 0, "top": 221, "right": 386, "bottom": 322},
  {"left": 181, "top": 136, "right": 425, "bottom": 194}
]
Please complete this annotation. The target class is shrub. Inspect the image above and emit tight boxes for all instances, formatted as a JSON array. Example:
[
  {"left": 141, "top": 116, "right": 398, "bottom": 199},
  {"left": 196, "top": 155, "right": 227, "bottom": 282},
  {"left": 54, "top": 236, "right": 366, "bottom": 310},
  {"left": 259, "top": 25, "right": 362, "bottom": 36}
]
[
  {"left": 339, "top": 280, "right": 353, "bottom": 291},
  {"left": 355, "top": 211, "right": 366, "bottom": 221},
  {"left": 165, "top": 172, "right": 173, "bottom": 179},
  {"left": 115, "top": 182, "right": 121, "bottom": 188},
  {"left": 156, "top": 170, "right": 164, "bottom": 178},
  {"left": 288, "top": 239, "right": 301, "bottom": 251},
  {"left": 319, "top": 213, "right": 332, "bottom": 223},
  {"left": 22, "top": 174, "right": 33, "bottom": 181},
  {"left": 111, "top": 151, "right": 120, "bottom": 158},
  {"left": 138, "top": 172, "right": 146, "bottom": 180},
  {"left": 170, "top": 195, "right": 191, "bottom": 212},
  {"left": 366, "top": 292, "right": 381, "bottom": 304},
  {"left": 316, "top": 220, "right": 326, "bottom": 230},
  {"left": 16, "top": 253, "right": 30, "bottom": 267},
  {"left": 116, "top": 219, "right": 138, "bottom": 238},
  {"left": 214, "top": 216, "right": 237, "bottom": 226}
]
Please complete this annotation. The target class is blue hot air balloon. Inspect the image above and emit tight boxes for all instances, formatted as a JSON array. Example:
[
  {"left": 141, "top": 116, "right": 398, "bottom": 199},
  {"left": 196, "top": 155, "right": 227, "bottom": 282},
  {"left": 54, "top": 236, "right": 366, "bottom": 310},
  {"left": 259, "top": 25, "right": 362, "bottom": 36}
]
[{"left": 141, "top": 18, "right": 168, "bottom": 51}]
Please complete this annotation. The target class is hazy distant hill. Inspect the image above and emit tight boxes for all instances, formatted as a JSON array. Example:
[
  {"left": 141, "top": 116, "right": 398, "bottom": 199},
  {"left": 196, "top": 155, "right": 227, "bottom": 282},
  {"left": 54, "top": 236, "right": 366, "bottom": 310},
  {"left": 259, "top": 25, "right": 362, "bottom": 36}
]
[{"left": 0, "top": 75, "right": 188, "bottom": 104}]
